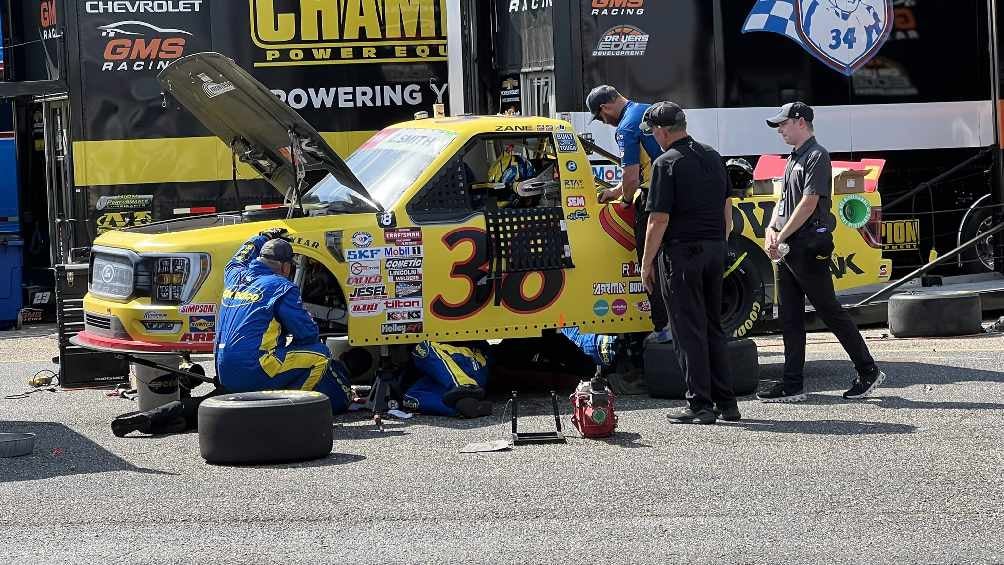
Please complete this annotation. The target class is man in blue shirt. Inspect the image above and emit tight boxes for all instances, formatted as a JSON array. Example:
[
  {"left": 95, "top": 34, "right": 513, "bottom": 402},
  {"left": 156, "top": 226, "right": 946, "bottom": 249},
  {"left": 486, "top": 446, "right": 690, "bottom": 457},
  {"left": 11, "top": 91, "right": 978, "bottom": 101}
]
[
  {"left": 215, "top": 228, "right": 353, "bottom": 413},
  {"left": 588, "top": 85, "right": 669, "bottom": 342}
]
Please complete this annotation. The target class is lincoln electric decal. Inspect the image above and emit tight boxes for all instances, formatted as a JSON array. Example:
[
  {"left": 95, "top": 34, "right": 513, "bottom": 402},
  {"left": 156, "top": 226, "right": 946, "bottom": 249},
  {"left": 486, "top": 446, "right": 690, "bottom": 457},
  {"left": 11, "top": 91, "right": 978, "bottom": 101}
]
[{"left": 742, "top": 0, "right": 893, "bottom": 76}]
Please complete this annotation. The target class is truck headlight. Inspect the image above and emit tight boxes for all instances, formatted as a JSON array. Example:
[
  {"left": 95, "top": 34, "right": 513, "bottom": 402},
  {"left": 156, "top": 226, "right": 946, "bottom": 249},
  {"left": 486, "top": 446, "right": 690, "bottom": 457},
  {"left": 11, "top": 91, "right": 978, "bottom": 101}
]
[
  {"left": 148, "top": 254, "right": 211, "bottom": 304},
  {"left": 90, "top": 253, "right": 135, "bottom": 299}
]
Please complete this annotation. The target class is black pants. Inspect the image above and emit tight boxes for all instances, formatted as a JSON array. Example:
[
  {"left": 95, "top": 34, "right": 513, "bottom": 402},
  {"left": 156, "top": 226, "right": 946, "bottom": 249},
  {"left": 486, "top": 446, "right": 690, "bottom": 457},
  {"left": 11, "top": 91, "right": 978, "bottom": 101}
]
[
  {"left": 658, "top": 240, "right": 734, "bottom": 411},
  {"left": 636, "top": 206, "right": 668, "bottom": 332},
  {"left": 779, "top": 235, "right": 877, "bottom": 391}
]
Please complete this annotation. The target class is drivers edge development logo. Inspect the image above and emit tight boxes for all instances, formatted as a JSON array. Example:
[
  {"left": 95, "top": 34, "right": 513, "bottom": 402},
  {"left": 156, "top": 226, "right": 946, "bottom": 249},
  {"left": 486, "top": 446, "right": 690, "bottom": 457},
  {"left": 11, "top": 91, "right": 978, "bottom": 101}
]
[
  {"left": 592, "top": 25, "right": 650, "bottom": 57},
  {"left": 248, "top": 0, "right": 448, "bottom": 67},
  {"left": 742, "top": 0, "right": 893, "bottom": 76}
]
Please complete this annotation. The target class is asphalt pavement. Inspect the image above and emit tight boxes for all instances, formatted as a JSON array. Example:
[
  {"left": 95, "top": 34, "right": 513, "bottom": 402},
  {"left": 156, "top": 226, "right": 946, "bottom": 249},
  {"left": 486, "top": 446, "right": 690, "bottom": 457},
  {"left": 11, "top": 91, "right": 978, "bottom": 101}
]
[{"left": 1, "top": 324, "right": 1003, "bottom": 564}]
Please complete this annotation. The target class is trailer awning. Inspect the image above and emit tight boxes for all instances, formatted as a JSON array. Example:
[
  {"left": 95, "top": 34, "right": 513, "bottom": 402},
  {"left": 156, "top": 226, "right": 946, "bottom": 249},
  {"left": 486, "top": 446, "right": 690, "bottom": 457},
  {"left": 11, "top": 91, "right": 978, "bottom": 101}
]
[{"left": 0, "top": 80, "right": 66, "bottom": 99}]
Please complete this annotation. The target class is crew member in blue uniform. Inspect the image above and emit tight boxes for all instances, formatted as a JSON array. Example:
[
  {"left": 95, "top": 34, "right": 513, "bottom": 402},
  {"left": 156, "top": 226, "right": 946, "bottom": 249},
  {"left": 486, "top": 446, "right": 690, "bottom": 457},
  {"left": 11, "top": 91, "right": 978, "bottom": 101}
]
[
  {"left": 588, "top": 85, "right": 670, "bottom": 343},
  {"left": 215, "top": 228, "right": 353, "bottom": 413},
  {"left": 403, "top": 341, "right": 492, "bottom": 418}
]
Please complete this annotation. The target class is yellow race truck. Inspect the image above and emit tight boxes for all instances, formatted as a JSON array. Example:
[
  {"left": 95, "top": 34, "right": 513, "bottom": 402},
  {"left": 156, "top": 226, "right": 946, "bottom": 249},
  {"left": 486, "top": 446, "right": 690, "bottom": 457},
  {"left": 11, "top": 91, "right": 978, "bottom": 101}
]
[{"left": 76, "top": 53, "right": 890, "bottom": 356}]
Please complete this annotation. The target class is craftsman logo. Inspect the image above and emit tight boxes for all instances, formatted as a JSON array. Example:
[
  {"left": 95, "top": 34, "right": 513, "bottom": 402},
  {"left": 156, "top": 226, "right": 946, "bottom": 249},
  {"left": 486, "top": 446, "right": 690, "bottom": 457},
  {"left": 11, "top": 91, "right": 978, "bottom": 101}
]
[
  {"left": 85, "top": 1, "right": 204, "bottom": 13},
  {"left": 611, "top": 299, "right": 628, "bottom": 316},
  {"left": 189, "top": 315, "right": 215, "bottom": 333},
  {"left": 593, "top": 282, "right": 626, "bottom": 296},
  {"left": 195, "top": 73, "right": 234, "bottom": 98},
  {"left": 347, "top": 275, "right": 382, "bottom": 285},
  {"left": 98, "top": 19, "right": 189, "bottom": 72},
  {"left": 350, "top": 301, "right": 384, "bottom": 317},
  {"left": 349, "top": 261, "right": 380, "bottom": 276},
  {"left": 385, "top": 258, "right": 422, "bottom": 270},
  {"left": 621, "top": 262, "right": 640, "bottom": 277},
  {"left": 555, "top": 132, "right": 578, "bottom": 153},
  {"left": 180, "top": 332, "right": 214, "bottom": 343},
  {"left": 179, "top": 303, "right": 216, "bottom": 314},
  {"left": 250, "top": 0, "right": 447, "bottom": 67},
  {"left": 384, "top": 228, "right": 423, "bottom": 246},
  {"left": 591, "top": 0, "right": 645, "bottom": 15},
  {"left": 593, "top": 25, "right": 650, "bottom": 57},
  {"left": 351, "top": 231, "right": 373, "bottom": 248},
  {"left": 349, "top": 285, "right": 388, "bottom": 300},
  {"left": 881, "top": 219, "right": 919, "bottom": 251},
  {"left": 394, "top": 282, "right": 423, "bottom": 298},
  {"left": 566, "top": 196, "right": 586, "bottom": 208}
]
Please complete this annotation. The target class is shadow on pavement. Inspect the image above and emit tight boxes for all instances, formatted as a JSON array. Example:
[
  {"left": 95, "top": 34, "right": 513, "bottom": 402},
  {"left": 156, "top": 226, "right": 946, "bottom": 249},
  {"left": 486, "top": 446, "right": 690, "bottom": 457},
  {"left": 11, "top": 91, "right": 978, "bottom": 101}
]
[
  {"left": 0, "top": 421, "right": 176, "bottom": 483},
  {"left": 723, "top": 418, "right": 917, "bottom": 435}
]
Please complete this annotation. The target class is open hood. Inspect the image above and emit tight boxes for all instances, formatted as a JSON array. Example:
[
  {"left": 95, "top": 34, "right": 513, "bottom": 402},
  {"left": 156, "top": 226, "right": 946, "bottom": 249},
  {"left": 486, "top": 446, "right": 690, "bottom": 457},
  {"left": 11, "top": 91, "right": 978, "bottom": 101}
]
[{"left": 157, "top": 52, "right": 373, "bottom": 205}]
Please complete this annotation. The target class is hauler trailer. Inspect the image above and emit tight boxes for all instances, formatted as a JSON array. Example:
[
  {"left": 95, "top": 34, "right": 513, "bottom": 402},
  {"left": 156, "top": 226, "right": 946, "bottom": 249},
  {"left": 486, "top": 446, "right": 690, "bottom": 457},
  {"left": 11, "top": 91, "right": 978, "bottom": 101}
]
[
  {"left": 445, "top": 0, "right": 1004, "bottom": 328},
  {"left": 0, "top": 0, "right": 449, "bottom": 384}
]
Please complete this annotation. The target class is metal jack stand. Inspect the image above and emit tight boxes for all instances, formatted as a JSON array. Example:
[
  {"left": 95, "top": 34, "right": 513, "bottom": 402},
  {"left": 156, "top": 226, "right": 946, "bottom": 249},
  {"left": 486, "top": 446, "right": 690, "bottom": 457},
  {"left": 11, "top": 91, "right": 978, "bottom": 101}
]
[
  {"left": 365, "top": 346, "right": 400, "bottom": 432},
  {"left": 510, "top": 390, "right": 566, "bottom": 445}
]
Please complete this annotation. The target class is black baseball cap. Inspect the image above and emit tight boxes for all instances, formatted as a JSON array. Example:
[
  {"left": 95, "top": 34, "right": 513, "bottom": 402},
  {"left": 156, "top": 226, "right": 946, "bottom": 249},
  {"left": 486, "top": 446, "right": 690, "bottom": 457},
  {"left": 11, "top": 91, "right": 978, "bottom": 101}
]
[
  {"left": 261, "top": 239, "right": 294, "bottom": 263},
  {"left": 766, "top": 102, "right": 814, "bottom": 127},
  {"left": 641, "top": 101, "right": 686, "bottom": 133},
  {"left": 586, "top": 85, "right": 620, "bottom": 121}
]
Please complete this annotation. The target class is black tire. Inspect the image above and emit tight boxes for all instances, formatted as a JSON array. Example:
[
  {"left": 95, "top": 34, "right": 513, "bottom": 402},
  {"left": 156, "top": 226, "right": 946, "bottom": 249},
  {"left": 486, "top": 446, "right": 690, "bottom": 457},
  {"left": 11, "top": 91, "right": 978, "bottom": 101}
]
[
  {"left": 198, "top": 390, "right": 333, "bottom": 465},
  {"left": 888, "top": 291, "right": 984, "bottom": 338},
  {"left": 643, "top": 338, "right": 760, "bottom": 399},
  {"left": 723, "top": 237, "right": 769, "bottom": 339},
  {"left": 960, "top": 207, "right": 996, "bottom": 274}
]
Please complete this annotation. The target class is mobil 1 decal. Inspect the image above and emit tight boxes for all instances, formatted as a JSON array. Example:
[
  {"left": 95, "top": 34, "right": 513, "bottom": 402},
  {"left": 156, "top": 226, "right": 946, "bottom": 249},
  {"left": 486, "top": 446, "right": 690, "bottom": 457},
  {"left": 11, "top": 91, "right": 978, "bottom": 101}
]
[
  {"left": 430, "top": 227, "right": 564, "bottom": 320},
  {"left": 78, "top": 0, "right": 213, "bottom": 141},
  {"left": 579, "top": 0, "right": 715, "bottom": 108},
  {"left": 211, "top": 1, "right": 450, "bottom": 133}
]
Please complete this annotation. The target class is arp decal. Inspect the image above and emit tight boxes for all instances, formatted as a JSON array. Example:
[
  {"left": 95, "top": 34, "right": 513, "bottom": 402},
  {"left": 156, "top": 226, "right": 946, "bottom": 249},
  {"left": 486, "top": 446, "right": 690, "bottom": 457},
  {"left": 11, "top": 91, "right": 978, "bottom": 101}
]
[
  {"left": 349, "top": 261, "right": 381, "bottom": 277},
  {"left": 431, "top": 228, "right": 565, "bottom": 320},
  {"left": 351, "top": 231, "right": 374, "bottom": 248},
  {"left": 180, "top": 332, "right": 215, "bottom": 343},
  {"left": 593, "top": 282, "right": 626, "bottom": 296}
]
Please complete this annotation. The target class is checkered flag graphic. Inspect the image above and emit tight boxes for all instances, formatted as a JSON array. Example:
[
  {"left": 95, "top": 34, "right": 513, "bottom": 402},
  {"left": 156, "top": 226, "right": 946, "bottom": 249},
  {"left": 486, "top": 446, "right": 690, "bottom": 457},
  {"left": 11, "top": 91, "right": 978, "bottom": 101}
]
[{"left": 742, "top": 0, "right": 804, "bottom": 45}]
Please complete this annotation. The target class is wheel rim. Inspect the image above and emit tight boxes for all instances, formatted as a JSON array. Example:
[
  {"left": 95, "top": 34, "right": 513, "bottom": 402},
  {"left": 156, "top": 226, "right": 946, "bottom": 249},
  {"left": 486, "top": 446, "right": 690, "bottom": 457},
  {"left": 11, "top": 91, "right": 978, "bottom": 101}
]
[{"left": 975, "top": 216, "right": 995, "bottom": 271}]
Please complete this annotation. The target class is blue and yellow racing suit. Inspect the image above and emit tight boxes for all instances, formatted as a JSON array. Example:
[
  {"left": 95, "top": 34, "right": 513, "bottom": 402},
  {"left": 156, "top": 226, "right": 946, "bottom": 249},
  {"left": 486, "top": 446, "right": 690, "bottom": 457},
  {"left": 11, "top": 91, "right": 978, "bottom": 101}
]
[
  {"left": 214, "top": 234, "right": 352, "bottom": 413},
  {"left": 403, "top": 342, "right": 490, "bottom": 417}
]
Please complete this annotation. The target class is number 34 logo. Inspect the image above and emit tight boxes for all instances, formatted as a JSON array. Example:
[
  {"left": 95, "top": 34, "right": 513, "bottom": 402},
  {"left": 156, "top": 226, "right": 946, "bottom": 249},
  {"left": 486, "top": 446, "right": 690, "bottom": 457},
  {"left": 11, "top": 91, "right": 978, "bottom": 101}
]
[{"left": 796, "top": 0, "right": 893, "bottom": 76}]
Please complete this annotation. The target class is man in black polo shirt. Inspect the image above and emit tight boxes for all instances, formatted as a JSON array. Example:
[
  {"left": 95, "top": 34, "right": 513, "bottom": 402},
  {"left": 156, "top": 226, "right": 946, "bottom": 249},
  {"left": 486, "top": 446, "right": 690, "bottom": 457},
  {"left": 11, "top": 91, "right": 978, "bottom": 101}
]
[
  {"left": 759, "top": 102, "right": 886, "bottom": 403},
  {"left": 640, "top": 102, "right": 737, "bottom": 425}
]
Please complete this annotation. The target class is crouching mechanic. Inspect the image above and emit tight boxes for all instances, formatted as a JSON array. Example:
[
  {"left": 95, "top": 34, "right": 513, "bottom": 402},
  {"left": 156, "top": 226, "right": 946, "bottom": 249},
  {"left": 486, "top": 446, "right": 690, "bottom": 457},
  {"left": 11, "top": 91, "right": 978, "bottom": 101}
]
[
  {"left": 403, "top": 341, "right": 492, "bottom": 418},
  {"left": 215, "top": 228, "right": 353, "bottom": 413}
]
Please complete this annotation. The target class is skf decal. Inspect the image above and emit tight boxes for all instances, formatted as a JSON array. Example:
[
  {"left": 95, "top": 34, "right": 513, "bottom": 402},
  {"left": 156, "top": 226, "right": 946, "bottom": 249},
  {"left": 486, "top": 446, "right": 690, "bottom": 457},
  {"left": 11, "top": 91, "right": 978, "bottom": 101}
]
[
  {"left": 593, "top": 282, "right": 626, "bottom": 296},
  {"left": 598, "top": 202, "right": 636, "bottom": 251},
  {"left": 742, "top": 0, "right": 893, "bottom": 76},
  {"left": 346, "top": 248, "right": 383, "bottom": 261}
]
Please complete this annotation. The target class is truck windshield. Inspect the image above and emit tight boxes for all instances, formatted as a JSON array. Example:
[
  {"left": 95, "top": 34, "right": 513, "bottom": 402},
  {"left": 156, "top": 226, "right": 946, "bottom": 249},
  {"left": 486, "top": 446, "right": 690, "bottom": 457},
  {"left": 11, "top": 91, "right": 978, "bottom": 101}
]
[{"left": 303, "top": 128, "right": 456, "bottom": 211}]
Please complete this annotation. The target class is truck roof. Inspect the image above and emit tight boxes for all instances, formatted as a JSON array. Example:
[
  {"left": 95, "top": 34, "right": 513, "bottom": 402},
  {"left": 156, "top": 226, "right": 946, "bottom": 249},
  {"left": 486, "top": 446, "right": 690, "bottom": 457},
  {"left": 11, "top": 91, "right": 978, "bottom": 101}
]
[{"left": 389, "top": 115, "right": 574, "bottom": 135}]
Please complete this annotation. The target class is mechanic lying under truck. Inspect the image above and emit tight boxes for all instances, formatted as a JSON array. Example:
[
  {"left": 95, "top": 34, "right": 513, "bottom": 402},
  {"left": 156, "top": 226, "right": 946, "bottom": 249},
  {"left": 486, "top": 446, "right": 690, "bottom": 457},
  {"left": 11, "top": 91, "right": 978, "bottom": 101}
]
[{"left": 76, "top": 53, "right": 892, "bottom": 415}]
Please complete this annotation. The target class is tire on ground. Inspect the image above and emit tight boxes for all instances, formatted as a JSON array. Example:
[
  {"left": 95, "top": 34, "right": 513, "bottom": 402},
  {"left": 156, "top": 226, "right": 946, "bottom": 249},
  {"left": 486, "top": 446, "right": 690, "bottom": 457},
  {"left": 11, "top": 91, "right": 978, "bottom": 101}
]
[
  {"left": 888, "top": 291, "right": 983, "bottom": 338},
  {"left": 198, "top": 390, "right": 333, "bottom": 465},
  {"left": 722, "top": 236, "right": 769, "bottom": 339},
  {"left": 643, "top": 338, "right": 760, "bottom": 399}
]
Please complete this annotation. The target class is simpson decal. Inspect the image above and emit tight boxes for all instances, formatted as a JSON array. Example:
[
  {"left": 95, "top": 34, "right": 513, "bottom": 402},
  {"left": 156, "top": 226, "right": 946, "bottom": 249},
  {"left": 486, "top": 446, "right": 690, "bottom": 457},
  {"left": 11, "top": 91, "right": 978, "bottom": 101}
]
[{"left": 179, "top": 303, "right": 216, "bottom": 314}]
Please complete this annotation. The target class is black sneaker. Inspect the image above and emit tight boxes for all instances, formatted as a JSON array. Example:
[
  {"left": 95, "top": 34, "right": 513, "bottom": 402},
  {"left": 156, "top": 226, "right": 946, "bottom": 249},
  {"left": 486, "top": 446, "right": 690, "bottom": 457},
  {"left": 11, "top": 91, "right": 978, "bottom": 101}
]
[
  {"left": 667, "top": 407, "right": 716, "bottom": 425},
  {"left": 843, "top": 370, "right": 886, "bottom": 399},
  {"left": 757, "top": 382, "right": 807, "bottom": 403},
  {"left": 714, "top": 403, "right": 742, "bottom": 422}
]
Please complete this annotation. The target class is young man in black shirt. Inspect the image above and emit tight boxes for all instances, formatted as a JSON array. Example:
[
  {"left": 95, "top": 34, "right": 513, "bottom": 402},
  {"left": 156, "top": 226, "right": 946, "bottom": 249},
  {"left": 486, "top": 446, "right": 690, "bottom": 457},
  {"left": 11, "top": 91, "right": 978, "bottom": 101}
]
[
  {"left": 760, "top": 102, "right": 886, "bottom": 402},
  {"left": 640, "top": 102, "right": 738, "bottom": 425}
]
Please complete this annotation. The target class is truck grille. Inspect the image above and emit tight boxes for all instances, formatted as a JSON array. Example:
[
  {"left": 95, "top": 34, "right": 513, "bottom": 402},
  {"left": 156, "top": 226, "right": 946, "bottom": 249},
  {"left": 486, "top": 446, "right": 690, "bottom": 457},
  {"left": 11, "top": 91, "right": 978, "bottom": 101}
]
[
  {"left": 84, "top": 313, "right": 112, "bottom": 330},
  {"left": 84, "top": 313, "right": 130, "bottom": 339}
]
